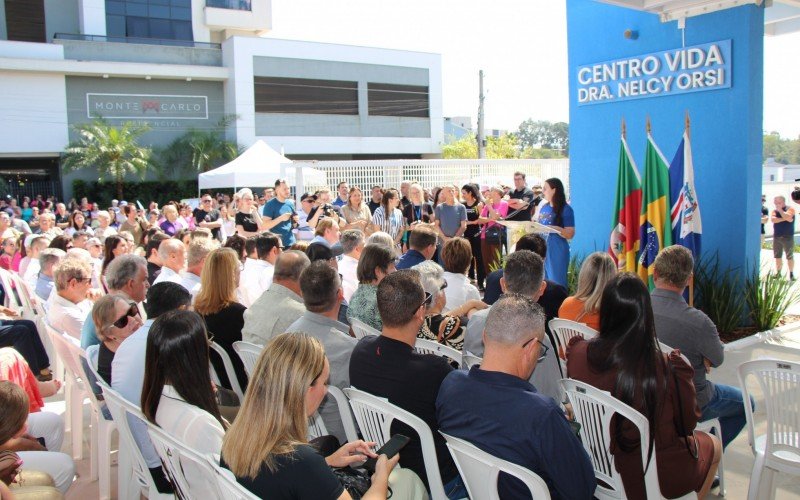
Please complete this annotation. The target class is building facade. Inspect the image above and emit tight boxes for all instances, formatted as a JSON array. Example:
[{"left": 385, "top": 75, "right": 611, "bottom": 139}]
[{"left": 0, "top": 0, "right": 443, "bottom": 199}]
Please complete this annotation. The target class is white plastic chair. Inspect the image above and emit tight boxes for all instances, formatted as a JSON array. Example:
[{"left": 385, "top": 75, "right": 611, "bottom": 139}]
[
  {"left": 8, "top": 271, "right": 38, "bottom": 321},
  {"left": 548, "top": 318, "right": 597, "bottom": 375},
  {"left": 345, "top": 387, "right": 448, "bottom": 500},
  {"left": 738, "top": 359, "right": 800, "bottom": 500},
  {"left": 307, "top": 386, "right": 359, "bottom": 442},
  {"left": 97, "top": 380, "right": 172, "bottom": 500},
  {"left": 561, "top": 379, "right": 696, "bottom": 500},
  {"left": 209, "top": 341, "right": 244, "bottom": 400},
  {"left": 462, "top": 352, "right": 483, "bottom": 369},
  {"left": 71, "top": 343, "right": 118, "bottom": 500},
  {"left": 441, "top": 433, "right": 551, "bottom": 499},
  {"left": 46, "top": 323, "right": 87, "bottom": 460},
  {"left": 351, "top": 317, "right": 380, "bottom": 339},
  {"left": 146, "top": 422, "right": 224, "bottom": 499},
  {"left": 209, "top": 456, "right": 260, "bottom": 500},
  {"left": 414, "top": 337, "right": 462, "bottom": 366},
  {"left": 0, "top": 268, "right": 22, "bottom": 314},
  {"left": 232, "top": 341, "right": 262, "bottom": 379}
]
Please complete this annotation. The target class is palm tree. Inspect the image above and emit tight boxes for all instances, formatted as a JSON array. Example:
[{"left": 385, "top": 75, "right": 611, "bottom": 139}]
[
  {"left": 62, "top": 119, "right": 151, "bottom": 201},
  {"left": 156, "top": 116, "right": 241, "bottom": 178}
]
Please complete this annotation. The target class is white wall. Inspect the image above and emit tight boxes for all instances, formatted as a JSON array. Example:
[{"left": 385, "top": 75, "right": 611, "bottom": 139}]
[
  {"left": 78, "top": 0, "right": 106, "bottom": 36},
  {"left": 0, "top": 71, "right": 68, "bottom": 154},
  {"left": 224, "top": 36, "right": 444, "bottom": 155}
]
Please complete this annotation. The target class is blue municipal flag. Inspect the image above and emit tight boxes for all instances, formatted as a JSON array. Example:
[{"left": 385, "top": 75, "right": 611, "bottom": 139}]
[
  {"left": 669, "top": 131, "right": 702, "bottom": 260},
  {"left": 638, "top": 133, "right": 672, "bottom": 289}
]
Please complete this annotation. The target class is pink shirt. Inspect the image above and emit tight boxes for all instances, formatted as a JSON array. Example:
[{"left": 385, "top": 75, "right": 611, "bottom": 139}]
[{"left": 479, "top": 200, "right": 509, "bottom": 239}]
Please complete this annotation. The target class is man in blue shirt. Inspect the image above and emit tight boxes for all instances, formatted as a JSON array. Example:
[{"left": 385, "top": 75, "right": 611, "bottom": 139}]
[
  {"left": 332, "top": 181, "right": 349, "bottom": 207},
  {"left": 437, "top": 294, "right": 596, "bottom": 500},
  {"left": 262, "top": 179, "right": 298, "bottom": 247},
  {"left": 396, "top": 226, "right": 437, "bottom": 270}
]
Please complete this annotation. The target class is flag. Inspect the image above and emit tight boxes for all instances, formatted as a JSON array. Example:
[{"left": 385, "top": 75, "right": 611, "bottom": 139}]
[
  {"left": 669, "top": 131, "right": 702, "bottom": 260},
  {"left": 609, "top": 135, "right": 642, "bottom": 273},
  {"left": 638, "top": 133, "right": 672, "bottom": 288}
]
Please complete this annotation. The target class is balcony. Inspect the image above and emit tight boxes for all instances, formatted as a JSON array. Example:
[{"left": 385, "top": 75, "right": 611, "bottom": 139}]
[
  {"left": 53, "top": 33, "right": 223, "bottom": 66},
  {"left": 206, "top": 0, "right": 251, "bottom": 11}
]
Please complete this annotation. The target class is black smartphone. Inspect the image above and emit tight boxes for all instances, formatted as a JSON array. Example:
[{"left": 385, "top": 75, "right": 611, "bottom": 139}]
[{"left": 362, "top": 434, "right": 411, "bottom": 473}]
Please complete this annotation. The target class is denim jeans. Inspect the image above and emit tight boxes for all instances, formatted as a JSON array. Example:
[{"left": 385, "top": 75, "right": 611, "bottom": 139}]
[
  {"left": 443, "top": 474, "right": 469, "bottom": 500},
  {"left": 701, "top": 383, "right": 755, "bottom": 449}
]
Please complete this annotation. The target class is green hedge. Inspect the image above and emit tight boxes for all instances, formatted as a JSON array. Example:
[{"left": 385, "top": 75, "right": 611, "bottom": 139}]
[{"left": 72, "top": 179, "right": 202, "bottom": 206}]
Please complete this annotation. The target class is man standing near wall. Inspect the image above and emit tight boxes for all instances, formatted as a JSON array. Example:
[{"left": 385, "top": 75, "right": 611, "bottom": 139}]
[
  {"left": 332, "top": 182, "right": 349, "bottom": 207},
  {"left": 506, "top": 171, "right": 535, "bottom": 222},
  {"left": 772, "top": 195, "right": 795, "bottom": 280}
]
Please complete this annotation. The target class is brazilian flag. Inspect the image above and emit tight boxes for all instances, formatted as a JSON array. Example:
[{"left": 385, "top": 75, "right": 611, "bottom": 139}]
[{"left": 637, "top": 133, "right": 672, "bottom": 289}]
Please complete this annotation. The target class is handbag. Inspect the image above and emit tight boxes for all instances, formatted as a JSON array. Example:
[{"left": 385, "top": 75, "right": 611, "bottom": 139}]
[
  {"left": 484, "top": 225, "right": 505, "bottom": 244},
  {"left": 331, "top": 466, "right": 372, "bottom": 499},
  {"left": 667, "top": 354, "right": 699, "bottom": 459}
]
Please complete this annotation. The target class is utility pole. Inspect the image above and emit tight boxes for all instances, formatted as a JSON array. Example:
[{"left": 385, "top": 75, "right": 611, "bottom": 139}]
[{"left": 477, "top": 70, "right": 486, "bottom": 159}]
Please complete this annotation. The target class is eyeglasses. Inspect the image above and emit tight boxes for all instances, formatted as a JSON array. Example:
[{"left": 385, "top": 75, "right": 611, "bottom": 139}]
[
  {"left": 111, "top": 303, "right": 139, "bottom": 329},
  {"left": 73, "top": 276, "right": 92, "bottom": 284},
  {"left": 202, "top": 199, "right": 212, "bottom": 204},
  {"left": 419, "top": 292, "right": 433, "bottom": 309},
  {"left": 522, "top": 337, "right": 550, "bottom": 362},
  {"left": 439, "top": 281, "right": 448, "bottom": 291}
]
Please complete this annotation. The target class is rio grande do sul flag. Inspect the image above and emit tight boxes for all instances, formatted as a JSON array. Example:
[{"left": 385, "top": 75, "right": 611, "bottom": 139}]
[
  {"left": 669, "top": 130, "right": 702, "bottom": 259},
  {"left": 638, "top": 133, "right": 673, "bottom": 288},
  {"left": 609, "top": 135, "right": 642, "bottom": 273}
]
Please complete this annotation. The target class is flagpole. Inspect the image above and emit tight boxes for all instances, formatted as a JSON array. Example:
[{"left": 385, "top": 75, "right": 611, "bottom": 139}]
[
  {"left": 621, "top": 117, "right": 626, "bottom": 139},
  {"left": 685, "top": 110, "right": 695, "bottom": 307},
  {"left": 646, "top": 116, "right": 651, "bottom": 135}
]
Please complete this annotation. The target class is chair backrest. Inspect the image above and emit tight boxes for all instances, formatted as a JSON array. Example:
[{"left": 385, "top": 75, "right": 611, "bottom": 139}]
[
  {"left": 441, "top": 433, "right": 551, "bottom": 500},
  {"left": 46, "top": 323, "right": 86, "bottom": 390},
  {"left": 209, "top": 341, "right": 244, "bottom": 400},
  {"left": 657, "top": 341, "right": 691, "bottom": 366},
  {"left": 307, "top": 412, "right": 328, "bottom": 440},
  {"left": 97, "top": 379, "right": 161, "bottom": 497},
  {"left": 232, "top": 341, "right": 262, "bottom": 379},
  {"left": 61, "top": 335, "right": 109, "bottom": 417},
  {"left": 462, "top": 352, "right": 483, "bottom": 369},
  {"left": 560, "top": 378, "right": 661, "bottom": 499},
  {"left": 414, "top": 338, "right": 462, "bottom": 366},
  {"left": 548, "top": 319, "right": 598, "bottom": 375},
  {"left": 738, "top": 359, "right": 800, "bottom": 466},
  {"left": 0, "top": 268, "right": 21, "bottom": 312},
  {"left": 209, "top": 457, "right": 260, "bottom": 500},
  {"left": 344, "top": 387, "right": 448, "bottom": 500},
  {"left": 146, "top": 421, "right": 223, "bottom": 499},
  {"left": 351, "top": 317, "right": 380, "bottom": 339}
]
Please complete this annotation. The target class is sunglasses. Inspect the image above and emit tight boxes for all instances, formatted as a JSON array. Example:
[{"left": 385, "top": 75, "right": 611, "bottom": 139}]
[
  {"left": 419, "top": 292, "right": 433, "bottom": 309},
  {"left": 439, "top": 281, "right": 448, "bottom": 291},
  {"left": 202, "top": 199, "right": 212, "bottom": 204},
  {"left": 111, "top": 303, "right": 139, "bottom": 329},
  {"left": 522, "top": 337, "right": 550, "bottom": 362}
]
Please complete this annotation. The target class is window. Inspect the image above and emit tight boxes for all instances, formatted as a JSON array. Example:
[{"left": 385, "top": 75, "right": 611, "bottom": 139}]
[
  {"left": 254, "top": 77, "right": 359, "bottom": 115},
  {"left": 367, "top": 83, "right": 429, "bottom": 118},
  {"left": 105, "top": 0, "right": 194, "bottom": 41}
]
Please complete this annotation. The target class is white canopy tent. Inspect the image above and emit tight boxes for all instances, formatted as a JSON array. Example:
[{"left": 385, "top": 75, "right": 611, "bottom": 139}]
[{"left": 197, "top": 139, "right": 327, "bottom": 194}]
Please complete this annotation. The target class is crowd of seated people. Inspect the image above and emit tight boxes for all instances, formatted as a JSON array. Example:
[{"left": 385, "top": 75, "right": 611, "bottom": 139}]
[{"left": 0, "top": 177, "right": 757, "bottom": 499}]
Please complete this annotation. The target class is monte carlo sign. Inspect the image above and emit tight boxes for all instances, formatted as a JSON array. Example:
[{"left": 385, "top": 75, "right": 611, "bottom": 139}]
[
  {"left": 86, "top": 93, "right": 209, "bottom": 119},
  {"left": 576, "top": 40, "right": 731, "bottom": 106}
]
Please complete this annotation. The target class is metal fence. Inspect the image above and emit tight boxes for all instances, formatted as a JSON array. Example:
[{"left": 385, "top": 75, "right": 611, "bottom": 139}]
[
  {"left": 290, "top": 158, "right": 570, "bottom": 197},
  {"left": 4, "top": 180, "right": 62, "bottom": 203}
]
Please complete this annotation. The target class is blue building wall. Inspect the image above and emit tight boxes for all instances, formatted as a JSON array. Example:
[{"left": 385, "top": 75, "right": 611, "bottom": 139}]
[{"left": 566, "top": 1, "right": 764, "bottom": 274}]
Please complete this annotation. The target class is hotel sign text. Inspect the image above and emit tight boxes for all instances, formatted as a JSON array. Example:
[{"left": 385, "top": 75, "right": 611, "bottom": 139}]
[{"left": 86, "top": 93, "right": 209, "bottom": 119}]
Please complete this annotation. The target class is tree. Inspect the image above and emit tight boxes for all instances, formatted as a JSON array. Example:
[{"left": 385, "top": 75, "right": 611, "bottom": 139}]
[
  {"left": 443, "top": 134, "right": 522, "bottom": 159},
  {"left": 442, "top": 135, "right": 478, "bottom": 159},
  {"left": 516, "top": 119, "right": 569, "bottom": 153},
  {"left": 62, "top": 119, "right": 151, "bottom": 201},
  {"left": 763, "top": 132, "right": 800, "bottom": 164},
  {"left": 156, "top": 117, "right": 241, "bottom": 178}
]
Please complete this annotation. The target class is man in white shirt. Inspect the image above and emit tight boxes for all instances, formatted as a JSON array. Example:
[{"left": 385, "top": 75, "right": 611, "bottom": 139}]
[
  {"left": 152, "top": 239, "right": 186, "bottom": 286},
  {"left": 237, "top": 232, "right": 282, "bottom": 307},
  {"left": 22, "top": 235, "right": 49, "bottom": 289},
  {"left": 46, "top": 256, "right": 93, "bottom": 339},
  {"left": 35, "top": 248, "right": 64, "bottom": 302},
  {"left": 112, "top": 282, "right": 192, "bottom": 494},
  {"left": 242, "top": 250, "right": 309, "bottom": 345},
  {"left": 338, "top": 229, "right": 364, "bottom": 302},
  {"left": 181, "top": 237, "right": 218, "bottom": 299}
]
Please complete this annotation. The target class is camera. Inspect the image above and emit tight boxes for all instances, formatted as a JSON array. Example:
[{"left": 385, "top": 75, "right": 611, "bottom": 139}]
[{"left": 321, "top": 204, "right": 335, "bottom": 217}]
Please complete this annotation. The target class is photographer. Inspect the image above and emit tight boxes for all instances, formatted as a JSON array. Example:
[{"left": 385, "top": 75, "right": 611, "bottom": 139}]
[{"left": 307, "top": 188, "right": 341, "bottom": 229}]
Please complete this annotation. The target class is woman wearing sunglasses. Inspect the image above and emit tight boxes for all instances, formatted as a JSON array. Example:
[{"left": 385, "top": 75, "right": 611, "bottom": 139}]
[{"left": 91, "top": 294, "right": 142, "bottom": 384}]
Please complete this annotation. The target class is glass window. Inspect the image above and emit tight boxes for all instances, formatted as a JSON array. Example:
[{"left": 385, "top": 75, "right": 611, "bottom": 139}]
[
  {"left": 367, "top": 83, "right": 429, "bottom": 118},
  {"left": 125, "top": 2, "right": 148, "bottom": 16},
  {"left": 172, "top": 21, "right": 192, "bottom": 40},
  {"left": 126, "top": 16, "right": 149, "bottom": 37},
  {"left": 254, "top": 77, "right": 359, "bottom": 115},
  {"left": 170, "top": 7, "right": 191, "bottom": 20},
  {"left": 106, "top": 15, "right": 126, "bottom": 36},
  {"left": 148, "top": 4, "right": 170, "bottom": 18},
  {"left": 170, "top": 0, "right": 191, "bottom": 6},
  {"left": 148, "top": 18, "right": 172, "bottom": 38},
  {"left": 106, "top": 1, "right": 125, "bottom": 15}
]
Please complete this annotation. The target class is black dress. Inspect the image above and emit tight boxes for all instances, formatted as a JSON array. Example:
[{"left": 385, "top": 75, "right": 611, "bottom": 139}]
[
  {"left": 202, "top": 303, "right": 247, "bottom": 390},
  {"left": 235, "top": 212, "right": 258, "bottom": 233}
]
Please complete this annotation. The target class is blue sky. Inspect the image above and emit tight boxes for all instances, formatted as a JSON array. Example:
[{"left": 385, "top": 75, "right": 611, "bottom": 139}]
[{"left": 267, "top": 1, "right": 799, "bottom": 138}]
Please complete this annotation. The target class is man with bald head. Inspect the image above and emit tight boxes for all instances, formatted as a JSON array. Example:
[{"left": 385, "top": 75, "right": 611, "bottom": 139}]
[
  {"left": 152, "top": 239, "right": 185, "bottom": 286},
  {"left": 437, "top": 294, "right": 595, "bottom": 499}
]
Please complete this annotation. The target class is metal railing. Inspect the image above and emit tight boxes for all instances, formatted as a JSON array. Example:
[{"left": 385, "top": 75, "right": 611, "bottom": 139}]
[
  {"left": 206, "top": 0, "right": 252, "bottom": 11},
  {"left": 287, "top": 158, "right": 570, "bottom": 197},
  {"left": 53, "top": 33, "right": 221, "bottom": 50}
]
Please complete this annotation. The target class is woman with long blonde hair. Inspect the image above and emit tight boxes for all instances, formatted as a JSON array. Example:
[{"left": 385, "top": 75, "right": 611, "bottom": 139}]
[
  {"left": 221, "top": 333, "right": 424, "bottom": 500},
  {"left": 194, "top": 247, "right": 247, "bottom": 390},
  {"left": 341, "top": 186, "right": 372, "bottom": 233},
  {"left": 558, "top": 251, "right": 617, "bottom": 330}
]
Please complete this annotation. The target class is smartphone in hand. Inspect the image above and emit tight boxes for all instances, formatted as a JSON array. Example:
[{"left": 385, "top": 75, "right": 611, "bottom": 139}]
[{"left": 362, "top": 434, "right": 411, "bottom": 473}]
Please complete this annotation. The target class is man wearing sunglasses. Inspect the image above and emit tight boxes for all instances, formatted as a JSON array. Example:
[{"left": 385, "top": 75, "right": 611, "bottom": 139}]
[
  {"left": 193, "top": 195, "right": 222, "bottom": 240},
  {"left": 436, "top": 295, "right": 596, "bottom": 499}
]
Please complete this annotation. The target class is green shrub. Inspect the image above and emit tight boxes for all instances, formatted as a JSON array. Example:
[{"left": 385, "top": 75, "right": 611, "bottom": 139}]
[
  {"left": 72, "top": 179, "right": 200, "bottom": 207},
  {"left": 745, "top": 264, "right": 800, "bottom": 331},
  {"left": 693, "top": 253, "right": 745, "bottom": 335},
  {"left": 567, "top": 254, "right": 584, "bottom": 296}
]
